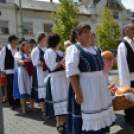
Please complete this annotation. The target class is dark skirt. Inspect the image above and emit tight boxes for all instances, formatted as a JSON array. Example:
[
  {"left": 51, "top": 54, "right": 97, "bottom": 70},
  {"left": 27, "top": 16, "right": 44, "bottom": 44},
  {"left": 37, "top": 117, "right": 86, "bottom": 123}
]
[
  {"left": 45, "top": 77, "right": 55, "bottom": 118},
  {"left": 31, "top": 67, "right": 46, "bottom": 102},
  {"left": 30, "top": 67, "right": 39, "bottom": 102},
  {"left": 67, "top": 84, "right": 82, "bottom": 134},
  {"left": 67, "top": 84, "right": 111, "bottom": 134}
]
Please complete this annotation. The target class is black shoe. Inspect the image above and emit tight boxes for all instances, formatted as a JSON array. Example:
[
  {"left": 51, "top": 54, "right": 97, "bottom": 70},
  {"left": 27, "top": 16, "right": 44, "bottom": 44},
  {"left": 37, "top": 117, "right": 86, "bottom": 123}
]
[
  {"left": 56, "top": 125, "right": 65, "bottom": 134},
  {"left": 10, "top": 105, "right": 16, "bottom": 110}
]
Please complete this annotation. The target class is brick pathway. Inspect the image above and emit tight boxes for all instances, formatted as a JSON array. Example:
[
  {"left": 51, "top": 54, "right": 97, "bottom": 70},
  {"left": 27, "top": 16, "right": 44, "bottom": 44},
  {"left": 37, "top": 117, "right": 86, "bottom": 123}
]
[{"left": 2, "top": 70, "right": 134, "bottom": 134}]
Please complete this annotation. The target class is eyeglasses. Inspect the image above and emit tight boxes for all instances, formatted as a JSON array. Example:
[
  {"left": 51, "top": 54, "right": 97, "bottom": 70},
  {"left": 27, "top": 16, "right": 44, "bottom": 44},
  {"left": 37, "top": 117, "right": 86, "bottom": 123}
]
[{"left": 82, "top": 31, "right": 91, "bottom": 34}]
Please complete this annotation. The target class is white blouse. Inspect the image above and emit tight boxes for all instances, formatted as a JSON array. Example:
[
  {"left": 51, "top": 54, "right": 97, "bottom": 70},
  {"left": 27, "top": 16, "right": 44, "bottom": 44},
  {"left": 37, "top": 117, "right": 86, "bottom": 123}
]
[
  {"left": 14, "top": 52, "right": 30, "bottom": 62},
  {"left": 118, "top": 37, "right": 134, "bottom": 86},
  {"left": 66, "top": 45, "right": 96, "bottom": 77},
  {"left": 31, "top": 46, "right": 47, "bottom": 66},
  {"left": 44, "top": 48, "right": 63, "bottom": 71}
]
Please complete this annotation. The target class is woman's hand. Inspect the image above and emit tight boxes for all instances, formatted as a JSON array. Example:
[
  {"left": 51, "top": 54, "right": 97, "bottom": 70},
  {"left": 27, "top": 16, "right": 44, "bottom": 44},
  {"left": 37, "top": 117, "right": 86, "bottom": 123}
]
[
  {"left": 17, "top": 60, "right": 25, "bottom": 66},
  {"left": 38, "top": 62, "right": 44, "bottom": 66},
  {"left": 1, "top": 72, "right": 6, "bottom": 77},
  {"left": 75, "top": 92, "right": 83, "bottom": 104}
]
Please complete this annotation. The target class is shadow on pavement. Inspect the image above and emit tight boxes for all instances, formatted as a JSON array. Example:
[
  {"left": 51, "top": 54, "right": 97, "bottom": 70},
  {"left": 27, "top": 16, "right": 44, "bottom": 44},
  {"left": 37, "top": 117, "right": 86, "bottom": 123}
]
[{"left": 113, "top": 113, "right": 134, "bottom": 134}]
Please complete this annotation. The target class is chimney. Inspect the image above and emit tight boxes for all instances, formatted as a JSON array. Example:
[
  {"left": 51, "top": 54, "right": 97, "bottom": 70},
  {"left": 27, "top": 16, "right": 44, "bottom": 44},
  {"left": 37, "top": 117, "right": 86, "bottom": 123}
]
[{"left": 50, "top": 0, "right": 52, "bottom": 2}]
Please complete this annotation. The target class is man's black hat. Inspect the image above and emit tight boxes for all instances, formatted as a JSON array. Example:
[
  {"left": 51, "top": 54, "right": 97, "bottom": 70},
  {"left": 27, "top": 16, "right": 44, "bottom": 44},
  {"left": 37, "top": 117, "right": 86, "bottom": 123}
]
[
  {"left": 29, "top": 39, "right": 36, "bottom": 44},
  {"left": 8, "top": 35, "right": 19, "bottom": 43}
]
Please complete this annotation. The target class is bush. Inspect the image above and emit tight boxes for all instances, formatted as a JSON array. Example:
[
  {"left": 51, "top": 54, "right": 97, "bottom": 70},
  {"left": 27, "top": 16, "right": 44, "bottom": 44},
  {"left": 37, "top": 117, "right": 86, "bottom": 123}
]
[{"left": 113, "top": 62, "right": 118, "bottom": 69}]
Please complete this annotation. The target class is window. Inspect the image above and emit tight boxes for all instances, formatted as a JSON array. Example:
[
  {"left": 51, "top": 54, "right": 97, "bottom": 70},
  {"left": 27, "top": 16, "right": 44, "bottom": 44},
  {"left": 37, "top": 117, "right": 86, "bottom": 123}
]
[
  {"left": 0, "top": 21, "right": 9, "bottom": 34},
  {"left": 0, "top": 0, "right": 6, "bottom": 3},
  {"left": 44, "top": 24, "right": 53, "bottom": 33},
  {"left": 23, "top": 23, "right": 33, "bottom": 35},
  {"left": 113, "top": 12, "right": 119, "bottom": 19}
]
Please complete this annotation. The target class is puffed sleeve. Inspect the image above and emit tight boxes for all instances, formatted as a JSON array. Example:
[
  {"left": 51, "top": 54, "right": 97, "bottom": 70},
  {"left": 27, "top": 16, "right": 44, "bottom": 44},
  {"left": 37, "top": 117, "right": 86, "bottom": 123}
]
[
  {"left": 66, "top": 45, "right": 80, "bottom": 77},
  {"left": 117, "top": 43, "right": 131, "bottom": 86},
  {"left": 14, "top": 52, "right": 22, "bottom": 62},
  {"left": 0, "top": 47, "right": 6, "bottom": 72},
  {"left": 31, "top": 47, "right": 40, "bottom": 66},
  {"left": 44, "top": 49, "right": 58, "bottom": 71}
]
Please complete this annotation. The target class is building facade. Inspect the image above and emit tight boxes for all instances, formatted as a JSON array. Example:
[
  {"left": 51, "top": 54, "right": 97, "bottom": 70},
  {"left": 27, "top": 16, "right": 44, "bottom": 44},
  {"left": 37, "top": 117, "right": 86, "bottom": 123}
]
[{"left": 0, "top": 0, "right": 132, "bottom": 45}]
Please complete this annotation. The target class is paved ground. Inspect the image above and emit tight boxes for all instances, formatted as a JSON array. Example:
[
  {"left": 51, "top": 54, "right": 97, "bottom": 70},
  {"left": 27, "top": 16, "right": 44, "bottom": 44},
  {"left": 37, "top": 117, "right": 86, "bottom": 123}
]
[{"left": 2, "top": 70, "right": 134, "bottom": 134}]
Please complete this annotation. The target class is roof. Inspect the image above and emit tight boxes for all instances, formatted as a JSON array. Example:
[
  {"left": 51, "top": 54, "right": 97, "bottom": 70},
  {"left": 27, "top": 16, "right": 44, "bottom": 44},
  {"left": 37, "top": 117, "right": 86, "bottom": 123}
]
[
  {"left": 14, "top": 0, "right": 58, "bottom": 11},
  {"left": 14, "top": 0, "right": 90, "bottom": 15},
  {"left": 106, "top": 0, "right": 123, "bottom": 10}
]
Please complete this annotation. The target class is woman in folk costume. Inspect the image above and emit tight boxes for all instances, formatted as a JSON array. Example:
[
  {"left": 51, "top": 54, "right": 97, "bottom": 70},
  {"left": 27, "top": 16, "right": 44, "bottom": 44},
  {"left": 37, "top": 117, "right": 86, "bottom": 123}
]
[
  {"left": 31, "top": 32, "right": 48, "bottom": 119},
  {"left": 89, "top": 32, "right": 102, "bottom": 54},
  {"left": 44, "top": 33, "right": 69, "bottom": 133},
  {"left": 13, "top": 42, "right": 38, "bottom": 115},
  {"left": 89, "top": 32, "right": 116, "bottom": 85},
  {"left": 89, "top": 32, "right": 109, "bottom": 85},
  {"left": 66, "top": 24, "right": 116, "bottom": 134},
  {"left": 28, "top": 39, "right": 39, "bottom": 107}
]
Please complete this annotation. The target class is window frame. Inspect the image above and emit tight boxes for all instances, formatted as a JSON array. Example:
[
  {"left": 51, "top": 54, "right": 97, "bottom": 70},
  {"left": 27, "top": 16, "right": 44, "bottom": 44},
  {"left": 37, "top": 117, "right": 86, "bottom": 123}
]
[
  {"left": 0, "top": 0, "right": 6, "bottom": 3},
  {"left": 23, "top": 23, "right": 33, "bottom": 35},
  {"left": 0, "top": 21, "right": 9, "bottom": 34},
  {"left": 44, "top": 24, "right": 53, "bottom": 34},
  {"left": 113, "top": 12, "right": 119, "bottom": 19}
]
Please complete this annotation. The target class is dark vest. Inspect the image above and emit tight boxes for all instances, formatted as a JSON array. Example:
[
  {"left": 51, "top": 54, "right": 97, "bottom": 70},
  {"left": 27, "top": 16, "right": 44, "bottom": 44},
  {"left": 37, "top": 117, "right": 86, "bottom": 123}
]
[
  {"left": 4, "top": 46, "right": 14, "bottom": 70},
  {"left": 75, "top": 44, "right": 104, "bottom": 72},
  {"left": 123, "top": 39, "right": 134, "bottom": 73},
  {"left": 37, "top": 46, "right": 45, "bottom": 62}
]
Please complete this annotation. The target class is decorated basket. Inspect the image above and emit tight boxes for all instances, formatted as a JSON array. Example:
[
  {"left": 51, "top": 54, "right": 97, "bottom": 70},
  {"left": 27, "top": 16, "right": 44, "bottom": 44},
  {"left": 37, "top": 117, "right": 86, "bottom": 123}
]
[
  {"left": 112, "top": 95, "right": 134, "bottom": 111},
  {"left": 109, "top": 84, "right": 134, "bottom": 111}
]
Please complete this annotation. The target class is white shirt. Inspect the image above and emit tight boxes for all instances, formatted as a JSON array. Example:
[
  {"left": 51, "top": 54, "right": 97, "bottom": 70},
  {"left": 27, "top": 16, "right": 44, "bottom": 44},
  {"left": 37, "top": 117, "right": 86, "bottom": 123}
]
[
  {"left": 118, "top": 37, "right": 134, "bottom": 86},
  {"left": 31, "top": 46, "right": 47, "bottom": 66},
  {"left": 1, "top": 44, "right": 18, "bottom": 74},
  {"left": 44, "top": 48, "right": 63, "bottom": 71}
]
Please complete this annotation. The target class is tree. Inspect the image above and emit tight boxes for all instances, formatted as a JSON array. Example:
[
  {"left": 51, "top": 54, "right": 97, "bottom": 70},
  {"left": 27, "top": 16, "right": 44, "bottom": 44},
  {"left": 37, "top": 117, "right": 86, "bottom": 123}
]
[
  {"left": 51, "top": 0, "right": 80, "bottom": 51},
  {"left": 95, "top": 7, "right": 121, "bottom": 51}
]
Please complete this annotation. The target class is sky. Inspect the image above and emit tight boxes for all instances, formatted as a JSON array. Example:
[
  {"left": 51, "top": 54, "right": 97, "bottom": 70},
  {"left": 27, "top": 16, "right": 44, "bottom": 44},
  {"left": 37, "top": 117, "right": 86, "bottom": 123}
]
[{"left": 36, "top": 0, "right": 134, "bottom": 11}]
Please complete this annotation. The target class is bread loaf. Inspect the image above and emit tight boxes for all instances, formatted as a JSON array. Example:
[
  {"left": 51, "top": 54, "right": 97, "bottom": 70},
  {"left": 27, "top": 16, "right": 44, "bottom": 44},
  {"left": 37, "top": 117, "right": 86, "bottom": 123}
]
[
  {"left": 101, "top": 51, "right": 114, "bottom": 59},
  {"left": 116, "top": 85, "right": 133, "bottom": 95}
]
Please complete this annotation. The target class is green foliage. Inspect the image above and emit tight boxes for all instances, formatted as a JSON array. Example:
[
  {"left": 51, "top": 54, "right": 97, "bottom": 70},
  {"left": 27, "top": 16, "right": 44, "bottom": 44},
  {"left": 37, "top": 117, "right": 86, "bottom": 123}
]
[
  {"left": 95, "top": 7, "right": 121, "bottom": 51},
  {"left": 51, "top": 0, "right": 79, "bottom": 51},
  {"left": 113, "top": 62, "right": 118, "bottom": 69}
]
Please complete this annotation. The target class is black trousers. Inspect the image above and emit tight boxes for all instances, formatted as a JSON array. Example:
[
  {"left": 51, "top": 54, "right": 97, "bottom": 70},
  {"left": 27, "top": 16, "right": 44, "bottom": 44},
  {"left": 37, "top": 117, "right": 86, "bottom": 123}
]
[
  {"left": 124, "top": 81, "right": 134, "bottom": 121},
  {"left": 6, "top": 74, "right": 20, "bottom": 106}
]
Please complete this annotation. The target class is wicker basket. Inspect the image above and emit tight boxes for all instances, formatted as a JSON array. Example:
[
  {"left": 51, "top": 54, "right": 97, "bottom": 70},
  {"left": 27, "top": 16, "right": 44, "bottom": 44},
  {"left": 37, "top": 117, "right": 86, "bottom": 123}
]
[{"left": 112, "top": 95, "right": 134, "bottom": 111}]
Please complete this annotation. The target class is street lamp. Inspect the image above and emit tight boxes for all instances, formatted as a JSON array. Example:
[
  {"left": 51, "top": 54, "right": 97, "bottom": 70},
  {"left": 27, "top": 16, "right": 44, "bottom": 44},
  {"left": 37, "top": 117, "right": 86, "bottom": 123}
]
[{"left": 19, "top": 0, "right": 24, "bottom": 38}]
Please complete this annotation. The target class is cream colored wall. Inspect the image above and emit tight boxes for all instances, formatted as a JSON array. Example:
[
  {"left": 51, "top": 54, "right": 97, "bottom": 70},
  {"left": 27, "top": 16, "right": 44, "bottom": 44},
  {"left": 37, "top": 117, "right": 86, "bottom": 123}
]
[
  {"left": 17, "top": 10, "right": 53, "bottom": 40},
  {"left": 0, "top": 0, "right": 133, "bottom": 45},
  {"left": 0, "top": 3, "right": 16, "bottom": 45}
]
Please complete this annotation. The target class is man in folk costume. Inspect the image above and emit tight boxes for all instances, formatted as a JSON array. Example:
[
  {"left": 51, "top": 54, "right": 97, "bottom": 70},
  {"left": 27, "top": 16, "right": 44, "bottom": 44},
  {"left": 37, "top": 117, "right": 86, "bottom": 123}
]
[
  {"left": 118, "top": 24, "right": 134, "bottom": 125},
  {"left": 1, "top": 35, "right": 20, "bottom": 110}
]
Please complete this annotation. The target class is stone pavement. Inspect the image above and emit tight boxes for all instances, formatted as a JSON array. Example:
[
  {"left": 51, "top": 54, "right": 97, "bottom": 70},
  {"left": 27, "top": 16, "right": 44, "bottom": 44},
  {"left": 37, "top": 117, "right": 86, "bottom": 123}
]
[{"left": 2, "top": 70, "right": 134, "bottom": 134}]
